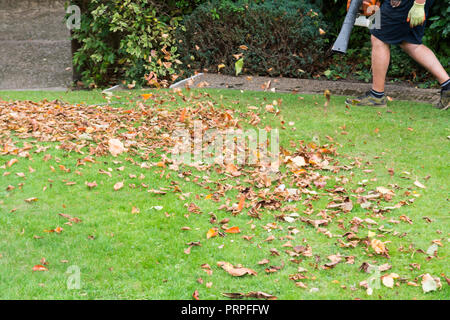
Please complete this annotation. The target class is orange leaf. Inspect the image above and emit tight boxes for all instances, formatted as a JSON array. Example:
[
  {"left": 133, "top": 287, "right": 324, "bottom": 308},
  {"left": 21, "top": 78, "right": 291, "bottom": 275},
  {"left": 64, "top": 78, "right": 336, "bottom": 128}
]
[
  {"left": 179, "top": 108, "right": 187, "bottom": 122},
  {"left": 156, "top": 161, "right": 166, "bottom": 168},
  {"left": 225, "top": 226, "right": 241, "bottom": 234},
  {"left": 237, "top": 194, "right": 245, "bottom": 212},
  {"left": 32, "top": 264, "right": 48, "bottom": 272},
  {"left": 54, "top": 227, "right": 63, "bottom": 233},
  {"left": 141, "top": 94, "right": 152, "bottom": 100}
]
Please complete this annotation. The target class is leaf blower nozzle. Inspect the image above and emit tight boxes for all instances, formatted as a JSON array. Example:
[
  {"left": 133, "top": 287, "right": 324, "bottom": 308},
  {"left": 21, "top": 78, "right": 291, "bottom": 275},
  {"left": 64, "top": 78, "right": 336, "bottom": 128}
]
[{"left": 332, "top": 0, "right": 364, "bottom": 54}]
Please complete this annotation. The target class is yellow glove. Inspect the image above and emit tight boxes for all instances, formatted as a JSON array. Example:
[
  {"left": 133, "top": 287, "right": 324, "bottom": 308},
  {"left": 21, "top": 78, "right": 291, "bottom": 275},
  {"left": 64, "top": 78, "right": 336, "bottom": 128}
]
[{"left": 407, "top": 1, "right": 426, "bottom": 28}]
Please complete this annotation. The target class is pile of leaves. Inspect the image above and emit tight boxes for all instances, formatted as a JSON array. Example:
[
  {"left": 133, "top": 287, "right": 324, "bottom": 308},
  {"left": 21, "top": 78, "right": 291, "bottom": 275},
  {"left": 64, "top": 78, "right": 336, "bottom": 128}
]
[{"left": 0, "top": 90, "right": 445, "bottom": 299}]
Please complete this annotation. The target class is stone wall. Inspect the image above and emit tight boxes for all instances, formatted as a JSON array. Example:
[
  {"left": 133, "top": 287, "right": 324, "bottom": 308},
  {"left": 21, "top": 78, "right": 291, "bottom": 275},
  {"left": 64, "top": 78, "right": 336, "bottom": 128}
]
[{"left": 0, "top": 0, "right": 73, "bottom": 89}]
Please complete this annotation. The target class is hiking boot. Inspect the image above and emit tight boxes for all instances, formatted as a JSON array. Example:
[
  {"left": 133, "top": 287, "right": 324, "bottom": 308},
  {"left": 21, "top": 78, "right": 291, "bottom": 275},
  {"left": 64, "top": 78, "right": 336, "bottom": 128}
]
[
  {"left": 435, "top": 90, "right": 449, "bottom": 110},
  {"left": 345, "top": 91, "right": 387, "bottom": 107}
]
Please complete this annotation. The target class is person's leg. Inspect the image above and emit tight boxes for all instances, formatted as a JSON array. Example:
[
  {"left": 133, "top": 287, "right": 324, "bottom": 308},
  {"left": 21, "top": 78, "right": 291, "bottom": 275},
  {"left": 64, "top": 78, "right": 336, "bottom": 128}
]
[
  {"left": 400, "top": 41, "right": 449, "bottom": 84},
  {"left": 345, "top": 35, "right": 390, "bottom": 107},
  {"left": 400, "top": 41, "right": 450, "bottom": 110},
  {"left": 371, "top": 35, "right": 391, "bottom": 93}
]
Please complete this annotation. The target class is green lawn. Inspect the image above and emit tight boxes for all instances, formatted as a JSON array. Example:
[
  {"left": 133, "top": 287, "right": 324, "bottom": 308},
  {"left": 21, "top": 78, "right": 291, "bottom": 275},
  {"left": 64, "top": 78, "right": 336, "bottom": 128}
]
[{"left": 0, "top": 88, "right": 448, "bottom": 300}]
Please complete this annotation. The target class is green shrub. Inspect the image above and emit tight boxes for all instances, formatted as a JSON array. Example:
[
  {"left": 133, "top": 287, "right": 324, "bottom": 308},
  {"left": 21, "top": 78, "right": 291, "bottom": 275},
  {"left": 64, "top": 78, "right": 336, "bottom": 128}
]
[
  {"left": 425, "top": 2, "right": 449, "bottom": 69},
  {"left": 177, "top": 0, "right": 329, "bottom": 78},
  {"left": 69, "top": 0, "right": 206, "bottom": 88}
]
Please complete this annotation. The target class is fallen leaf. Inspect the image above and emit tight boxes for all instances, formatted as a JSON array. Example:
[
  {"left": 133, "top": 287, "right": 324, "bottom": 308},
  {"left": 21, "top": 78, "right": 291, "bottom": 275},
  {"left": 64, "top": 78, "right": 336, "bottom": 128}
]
[
  {"left": 108, "top": 139, "right": 126, "bottom": 157},
  {"left": 414, "top": 180, "right": 426, "bottom": 189},
  {"left": 206, "top": 228, "right": 218, "bottom": 239},
  {"left": 223, "top": 291, "right": 276, "bottom": 300},
  {"left": 421, "top": 274, "right": 440, "bottom": 293},
  {"left": 32, "top": 265, "right": 48, "bottom": 272},
  {"left": 225, "top": 226, "right": 241, "bottom": 234},
  {"left": 113, "top": 181, "right": 124, "bottom": 191},
  {"left": 371, "top": 238, "right": 387, "bottom": 255},
  {"left": 192, "top": 290, "right": 200, "bottom": 300},
  {"left": 217, "top": 261, "right": 257, "bottom": 277}
]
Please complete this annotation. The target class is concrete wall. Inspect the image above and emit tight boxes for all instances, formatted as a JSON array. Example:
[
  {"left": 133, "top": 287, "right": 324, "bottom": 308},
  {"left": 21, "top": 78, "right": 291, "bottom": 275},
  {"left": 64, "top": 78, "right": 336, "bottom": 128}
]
[{"left": 0, "top": 0, "right": 73, "bottom": 89}]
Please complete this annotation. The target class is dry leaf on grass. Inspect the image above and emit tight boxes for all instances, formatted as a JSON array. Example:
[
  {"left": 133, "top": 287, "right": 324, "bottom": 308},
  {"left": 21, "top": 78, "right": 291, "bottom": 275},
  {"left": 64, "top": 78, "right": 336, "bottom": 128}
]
[
  {"left": 223, "top": 291, "right": 276, "bottom": 300},
  {"left": 32, "top": 264, "right": 48, "bottom": 272},
  {"left": 421, "top": 274, "right": 441, "bottom": 293},
  {"left": 108, "top": 139, "right": 126, "bottom": 157},
  {"left": 217, "top": 261, "right": 257, "bottom": 277},
  {"left": 113, "top": 181, "right": 124, "bottom": 191}
]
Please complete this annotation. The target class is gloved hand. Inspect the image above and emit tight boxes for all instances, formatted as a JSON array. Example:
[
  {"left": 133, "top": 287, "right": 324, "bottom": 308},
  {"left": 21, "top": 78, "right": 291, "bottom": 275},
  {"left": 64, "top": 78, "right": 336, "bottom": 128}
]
[{"left": 407, "top": 1, "right": 426, "bottom": 28}]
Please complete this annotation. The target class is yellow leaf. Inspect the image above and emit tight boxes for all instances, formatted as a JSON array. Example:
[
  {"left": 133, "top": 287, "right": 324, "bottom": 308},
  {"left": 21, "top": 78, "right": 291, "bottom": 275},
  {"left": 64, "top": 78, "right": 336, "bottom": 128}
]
[
  {"left": 206, "top": 228, "right": 218, "bottom": 239},
  {"left": 371, "top": 239, "right": 386, "bottom": 254}
]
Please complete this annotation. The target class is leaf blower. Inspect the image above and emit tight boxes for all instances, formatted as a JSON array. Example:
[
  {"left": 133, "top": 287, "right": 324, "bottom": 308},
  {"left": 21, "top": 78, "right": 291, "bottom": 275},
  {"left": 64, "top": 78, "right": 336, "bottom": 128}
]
[{"left": 332, "top": 0, "right": 381, "bottom": 54}]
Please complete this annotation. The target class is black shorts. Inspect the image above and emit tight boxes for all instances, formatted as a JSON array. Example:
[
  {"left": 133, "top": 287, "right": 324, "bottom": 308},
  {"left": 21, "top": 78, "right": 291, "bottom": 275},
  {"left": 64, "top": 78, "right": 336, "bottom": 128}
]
[{"left": 370, "top": 0, "right": 435, "bottom": 45}]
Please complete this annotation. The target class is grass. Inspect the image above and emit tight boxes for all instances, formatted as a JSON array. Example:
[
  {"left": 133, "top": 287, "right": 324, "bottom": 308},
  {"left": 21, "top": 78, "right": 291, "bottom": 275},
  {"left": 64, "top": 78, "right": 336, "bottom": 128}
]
[{"left": 0, "top": 88, "right": 448, "bottom": 300}]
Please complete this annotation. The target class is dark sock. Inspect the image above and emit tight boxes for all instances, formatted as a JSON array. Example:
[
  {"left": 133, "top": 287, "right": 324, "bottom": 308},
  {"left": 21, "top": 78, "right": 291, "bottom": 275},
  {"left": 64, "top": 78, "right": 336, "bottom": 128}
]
[
  {"left": 370, "top": 89, "right": 385, "bottom": 98},
  {"left": 440, "top": 79, "right": 450, "bottom": 91}
]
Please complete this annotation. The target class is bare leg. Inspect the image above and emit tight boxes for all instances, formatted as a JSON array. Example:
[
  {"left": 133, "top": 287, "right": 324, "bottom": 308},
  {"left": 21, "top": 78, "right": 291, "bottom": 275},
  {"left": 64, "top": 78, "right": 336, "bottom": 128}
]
[
  {"left": 400, "top": 42, "right": 449, "bottom": 84},
  {"left": 371, "top": 35, "right": 391, "bottom": 92}
]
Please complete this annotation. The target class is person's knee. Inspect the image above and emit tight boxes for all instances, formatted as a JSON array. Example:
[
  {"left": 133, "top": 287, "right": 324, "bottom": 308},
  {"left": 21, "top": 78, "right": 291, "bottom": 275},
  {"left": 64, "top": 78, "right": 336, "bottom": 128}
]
[
  {"left": 401, "top": 42, "right": 421, "bottom": 55},
  {"left": 371, "top": 35, "right": 387, "bottom": 49}
]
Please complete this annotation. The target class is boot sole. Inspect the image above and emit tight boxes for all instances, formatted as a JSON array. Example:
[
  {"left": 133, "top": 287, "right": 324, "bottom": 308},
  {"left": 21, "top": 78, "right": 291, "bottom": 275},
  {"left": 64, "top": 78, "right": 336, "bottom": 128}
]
[{"left": 345, "top": 99, "right": 387, "bottom": 108}]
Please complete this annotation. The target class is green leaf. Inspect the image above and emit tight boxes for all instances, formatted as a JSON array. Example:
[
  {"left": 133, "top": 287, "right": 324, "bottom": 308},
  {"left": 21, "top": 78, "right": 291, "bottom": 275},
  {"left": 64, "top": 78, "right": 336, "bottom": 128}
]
[{"left": 235, "top": 58, "right": 244, "bottom": 76}]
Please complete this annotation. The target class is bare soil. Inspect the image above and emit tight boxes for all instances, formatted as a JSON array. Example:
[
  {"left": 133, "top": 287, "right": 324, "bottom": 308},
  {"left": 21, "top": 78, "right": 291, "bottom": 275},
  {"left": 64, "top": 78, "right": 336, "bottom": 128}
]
[{"left": 173, "top": 73, "right": 440, "bottom": 104}]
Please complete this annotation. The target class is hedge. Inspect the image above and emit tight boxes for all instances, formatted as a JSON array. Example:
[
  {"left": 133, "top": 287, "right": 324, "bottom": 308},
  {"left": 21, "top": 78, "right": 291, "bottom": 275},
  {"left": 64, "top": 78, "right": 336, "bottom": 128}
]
[
  {"left": 176, "top": 0, "right": 329, "bottom": 78},
  {"left": 68, "top": 0, "right": 448, "bottom": 88}
]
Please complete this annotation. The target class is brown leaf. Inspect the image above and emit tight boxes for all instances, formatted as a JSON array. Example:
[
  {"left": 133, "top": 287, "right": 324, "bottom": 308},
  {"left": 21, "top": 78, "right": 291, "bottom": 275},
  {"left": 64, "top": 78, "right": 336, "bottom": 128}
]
[
  {"left": 371, "top": 238, "right": 388, "bottom": 255},
  {"left": 113, "top": 181, "right": 124, "bottom": 191},
  {"left": 108, "top": 139, "right": 126, "bottom": 157},
  {"left": 6, "top": 158, "right": 18, "bottom": 167},
  {"left": 258, "top": 259, "right": 270, "bottom": 265},
  {"left": 201, "top": 264, "right": 213, "bottom": 275},
  {"left": 58, "top": 213, "right": 82, "bottom": 223},
  {"left": 86, "top": 181, "right": 98, "bottom": 189},
  {"left": 217, "top": 261, "right": 257, "bottom": 277},
  {"left": 192, "top": 290, "right": 200, "bottom": 300},
  {"left": 223, "top": 291, "right": 276, "bottom": 300}
]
